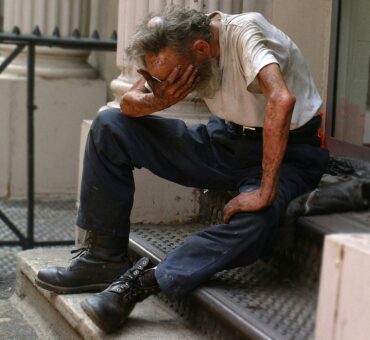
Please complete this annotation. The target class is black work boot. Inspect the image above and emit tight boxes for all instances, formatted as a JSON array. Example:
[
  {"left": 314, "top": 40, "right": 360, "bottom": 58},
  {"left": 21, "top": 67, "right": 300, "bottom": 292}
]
[
  {"left": 81, "top": 257, "right": 160, "bottom": 333},
  {"left": 35, "top": 232, "right": 131, "bottom": 294}
]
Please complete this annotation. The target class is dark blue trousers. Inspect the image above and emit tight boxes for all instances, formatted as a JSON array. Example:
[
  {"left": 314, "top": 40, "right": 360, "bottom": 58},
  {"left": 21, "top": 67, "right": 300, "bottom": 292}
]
[{"left": 77, "top": 108, "right": 329, "bottom": 296}]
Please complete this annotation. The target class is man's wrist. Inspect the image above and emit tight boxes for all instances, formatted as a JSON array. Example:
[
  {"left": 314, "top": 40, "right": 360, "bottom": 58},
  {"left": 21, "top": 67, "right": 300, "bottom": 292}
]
[
  {"left": 149, "top": 93, "right": 172, "bottom": 111},
  {"left": 259, "top": 184, "right": 277, "bottom": 206}
]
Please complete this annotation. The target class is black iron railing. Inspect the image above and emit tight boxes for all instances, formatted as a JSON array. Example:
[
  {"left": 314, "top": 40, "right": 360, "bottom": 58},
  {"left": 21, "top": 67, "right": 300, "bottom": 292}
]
[{"left": 0, "top": 26, "right": 117, "bottom": 249}]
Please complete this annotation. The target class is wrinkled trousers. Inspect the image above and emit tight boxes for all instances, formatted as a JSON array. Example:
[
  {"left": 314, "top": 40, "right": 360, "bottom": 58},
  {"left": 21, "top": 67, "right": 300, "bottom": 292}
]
[{"left": 77, "top": 108, "right": 329, "bottom": 296}]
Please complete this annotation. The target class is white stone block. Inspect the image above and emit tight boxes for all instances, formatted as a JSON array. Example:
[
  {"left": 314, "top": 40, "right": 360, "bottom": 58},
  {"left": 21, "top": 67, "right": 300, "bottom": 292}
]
[
  {"left": 76, "top": 120, "right": 91, "bottom": 203},
  {"left": 0, "top": 75, "right": 106, "bottom": 198},
  {"left": 131, "top": 169, "right": 200, "bottom": 224},
  {"left": 315, "top": 234, "right": 370, "bottom": 340}
]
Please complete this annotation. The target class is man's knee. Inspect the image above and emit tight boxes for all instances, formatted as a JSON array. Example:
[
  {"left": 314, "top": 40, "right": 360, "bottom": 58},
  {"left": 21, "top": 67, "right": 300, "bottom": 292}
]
[
  {"left": 90, "top": 108, "right": 138, "bottom": 146},
  {"left": 222, "top": 203, "right": 283, "bottom": 246},
  {"left": 92, "top": 108, "right": 124, "bottom": 133}
]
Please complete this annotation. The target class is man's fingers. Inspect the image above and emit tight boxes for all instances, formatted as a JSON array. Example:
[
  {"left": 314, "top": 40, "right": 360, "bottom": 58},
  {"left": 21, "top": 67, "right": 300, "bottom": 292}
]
[
  {"left": 181, "top": 64, "right": 196, "bottom": 83},
  {"left": 223, "top": 191, "right": 266, "bottom": 223},
  {"left": 175, "top": 75, "right": 200, "bottom": 99},
  {"left": 223, "top": 204, "right": 241, "bottom": 223},
  {"left": 170, "top": 65, "right": 197, "bottom": 95},
  {"left": 223, "top": 199, "right": 238, "bottom": 223},
  {"left": 137, "top": 68, "right": 166, "bottom": 96},
  {"left": 176, "top": 65, "right": 197, "bottom": 88},
  {"left": 166, "top": 65, "right": 181, "bottom": 84},
  {"left": 182, "top": 68, "right": 199, "bottom": 90},
  {"left": 188, "top": 68, "right": 199, "bottom": 84},
  {"left": 137, "top": 69, "right": 153, "bottom": 82},
  {"left": 223, "top": 211, "right": 230, "bottom": 224},
  {"left": 223, "top": 205, "right": 234, "bottom": 223}
]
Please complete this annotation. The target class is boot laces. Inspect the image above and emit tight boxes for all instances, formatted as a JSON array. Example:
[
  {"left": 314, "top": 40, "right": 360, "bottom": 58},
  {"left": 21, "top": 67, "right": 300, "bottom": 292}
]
[
  {"left": 110, "top": 270, "right": 156, "bottom": 302},
  {"left": 111, "top": 267, "right": 142, "bottom": 292},
  {"left": 108, "top": 258, "right": 153, "bottom": 300},
  {"left": 70, "top": 232, "right": 93, "bottom": 259},
  {"left": 70, "top": 247, "right": 88, "bottom": 259}
]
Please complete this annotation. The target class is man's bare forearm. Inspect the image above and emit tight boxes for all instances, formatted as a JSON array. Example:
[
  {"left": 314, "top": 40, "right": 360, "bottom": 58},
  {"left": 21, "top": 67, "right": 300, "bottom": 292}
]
[
  {"left": 120, "top": 90, "right": 170, "bottom": 117},
  {"left": 260, "top": 94, "right": 295, "bottom": 205},
  {"left": 255, "top": 63, "right": 296, "bottom": 206}
]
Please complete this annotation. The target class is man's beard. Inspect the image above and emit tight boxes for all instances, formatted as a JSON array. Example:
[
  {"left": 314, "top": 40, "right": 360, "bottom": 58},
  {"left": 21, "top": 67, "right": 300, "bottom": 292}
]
[{"left": 195, "top": 58, "right": 222, "bottom": 99}]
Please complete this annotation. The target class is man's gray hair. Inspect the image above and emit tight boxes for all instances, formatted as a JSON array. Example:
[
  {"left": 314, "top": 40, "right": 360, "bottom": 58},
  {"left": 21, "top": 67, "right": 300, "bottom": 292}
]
[{"left": 126, "top": 7, "right": 212, "bottom": 66}]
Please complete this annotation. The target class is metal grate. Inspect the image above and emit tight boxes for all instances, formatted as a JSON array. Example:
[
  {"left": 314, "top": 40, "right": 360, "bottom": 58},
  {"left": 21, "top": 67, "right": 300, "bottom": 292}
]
[
  {"left": 0, "top": 198, "right": 76, "bottom": 241},
  {"left": 0, "top": 198, "right": 75, "bottom": 274},
  {"left": 0, "top": 248, "right": 21, "bottom": 276},
  {"left": 130, "top": 224, "right": 319, "bottom": 340},
  {"left": 210, "top": 267, "right": 317, "bottom": 340}
]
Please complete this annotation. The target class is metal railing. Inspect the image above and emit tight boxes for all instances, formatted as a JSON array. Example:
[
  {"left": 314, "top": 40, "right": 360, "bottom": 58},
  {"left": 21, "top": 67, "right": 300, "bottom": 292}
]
[{"left": 0, "top": 26, "right": 117, "bottom": 249}]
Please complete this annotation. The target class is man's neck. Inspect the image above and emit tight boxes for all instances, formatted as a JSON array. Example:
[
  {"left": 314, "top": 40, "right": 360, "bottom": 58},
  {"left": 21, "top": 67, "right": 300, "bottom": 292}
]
[{"left": 209, "top": 19, "right": 221, "bottom": 60}]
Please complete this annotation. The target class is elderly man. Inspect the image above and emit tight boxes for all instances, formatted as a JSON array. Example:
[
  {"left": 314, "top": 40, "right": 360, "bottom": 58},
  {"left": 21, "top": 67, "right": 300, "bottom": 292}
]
[{"left": 36, "top": 8, "right": 328, "bottom": 332}]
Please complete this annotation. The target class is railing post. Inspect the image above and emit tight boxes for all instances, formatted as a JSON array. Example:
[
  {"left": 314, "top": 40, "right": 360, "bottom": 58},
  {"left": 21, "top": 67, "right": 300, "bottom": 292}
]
[{"left": 26, "top": 42, "right": 35, "bottom": 249}]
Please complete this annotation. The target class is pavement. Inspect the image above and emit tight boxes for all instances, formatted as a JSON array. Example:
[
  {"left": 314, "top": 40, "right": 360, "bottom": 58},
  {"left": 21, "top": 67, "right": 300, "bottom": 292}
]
[
  {"left": 0, "top": 272, "right": 38, "bottom": 339},
  {"left": 0, "top": 197, "right": 76, "bottom": 273},
  {"left": 0, "top": 300, "right": 38, "bottom": 339}
]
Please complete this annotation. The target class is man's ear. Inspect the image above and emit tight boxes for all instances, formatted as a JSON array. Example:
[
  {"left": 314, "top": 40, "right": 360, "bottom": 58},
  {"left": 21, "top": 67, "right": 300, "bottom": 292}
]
[{"left": 192, "top": 39, "right": 211, "bottom": 60}]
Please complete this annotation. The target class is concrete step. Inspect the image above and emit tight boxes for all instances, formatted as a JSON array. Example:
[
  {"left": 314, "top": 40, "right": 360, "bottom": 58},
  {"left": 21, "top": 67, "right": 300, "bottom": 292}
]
[{"left": 12, "top": 247, "right": 204, "bottom": 340}]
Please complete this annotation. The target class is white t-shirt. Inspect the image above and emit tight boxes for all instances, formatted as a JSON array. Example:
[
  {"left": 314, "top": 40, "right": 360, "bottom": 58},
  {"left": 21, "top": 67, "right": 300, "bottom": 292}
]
[{"left": 204, "top": 11, "right": 322, "bottom": 129}]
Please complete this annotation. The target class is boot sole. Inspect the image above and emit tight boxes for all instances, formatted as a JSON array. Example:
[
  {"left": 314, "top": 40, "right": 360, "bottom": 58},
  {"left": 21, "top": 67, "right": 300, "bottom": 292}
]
[
  {"left": 81, "top": 300, "right": 116, "bottom": 333},
  {"left": 34, "top": 278, "right": 110, "bottom": 294}
]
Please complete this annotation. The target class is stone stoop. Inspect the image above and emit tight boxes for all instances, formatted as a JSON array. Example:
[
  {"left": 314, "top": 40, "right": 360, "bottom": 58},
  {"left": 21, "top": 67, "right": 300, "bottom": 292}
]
[{"left": 11, "top": 247, "right": 204, "bottom": 340}]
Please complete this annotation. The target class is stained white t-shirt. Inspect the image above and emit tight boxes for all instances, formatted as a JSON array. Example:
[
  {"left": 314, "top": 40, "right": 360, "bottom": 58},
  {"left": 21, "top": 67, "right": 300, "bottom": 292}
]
[{"left": 204, "top": 11, "right": 322, "bottom": 129}]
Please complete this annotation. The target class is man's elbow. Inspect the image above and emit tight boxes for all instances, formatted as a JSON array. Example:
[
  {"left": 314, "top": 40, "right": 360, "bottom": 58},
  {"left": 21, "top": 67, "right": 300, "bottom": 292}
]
[
  {"left": 268, "top": 91, "right": 296, "bottom": 117},
  {"left": 120, "top": 96, "right": 138, "bottom": 117},
  {"left": 274, "top": 91, "right": 296, "bottom": 114}
]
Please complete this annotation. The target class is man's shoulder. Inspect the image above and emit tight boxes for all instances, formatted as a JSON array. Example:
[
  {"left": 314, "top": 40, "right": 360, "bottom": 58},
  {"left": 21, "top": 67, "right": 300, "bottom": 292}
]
[
  {"left": 222, "top": 12, "right": 268, "bottom": 27},
  {"left": 209, "top": 11, "right": 267, "bottom": 25}
]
